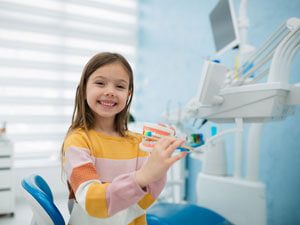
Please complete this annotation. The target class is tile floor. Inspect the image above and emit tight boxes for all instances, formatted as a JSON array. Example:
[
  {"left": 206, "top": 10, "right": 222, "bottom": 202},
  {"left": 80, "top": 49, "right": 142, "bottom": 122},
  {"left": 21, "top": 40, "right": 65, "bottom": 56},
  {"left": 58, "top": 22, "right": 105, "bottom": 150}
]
[{"left": 0, "top": 194, "right": 69, "bottom": 225}]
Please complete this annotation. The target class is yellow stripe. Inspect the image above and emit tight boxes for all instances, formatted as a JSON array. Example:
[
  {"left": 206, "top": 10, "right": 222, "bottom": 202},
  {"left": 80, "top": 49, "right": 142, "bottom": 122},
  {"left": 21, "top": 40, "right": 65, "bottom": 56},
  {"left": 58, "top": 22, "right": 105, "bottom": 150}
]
[
  {"left": 137, "top": 193, "right": 156, "bottom": 210},
  {"left": 92, "top": 140, "right": 148, "bottom": 159},
  {"left": 128, "top": 214, "right": 146, "bottom": 225},
  {"left": 85, "top": 182, "right": 110, "bottom": 218},
  {"left": 89, "top": 130, "right": 147, "bottom": 159},
  {"left": 63, "top": 131, "right": 91, "bottom": 151},
  {"left": 64, "top": 129, "right": 148, "bottom": 159}
]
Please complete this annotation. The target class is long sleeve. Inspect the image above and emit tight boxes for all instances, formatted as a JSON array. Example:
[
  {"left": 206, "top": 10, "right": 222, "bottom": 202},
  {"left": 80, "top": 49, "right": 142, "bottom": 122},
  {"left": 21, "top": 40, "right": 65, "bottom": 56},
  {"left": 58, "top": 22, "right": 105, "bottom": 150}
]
[
  {"left": 137, "top": 173, "right": 167, "bottom": 210},
  {"left": 63, "top": 129, "right": 167, "bottom": 225},
  {"left": 64, "top": 144, "right": 147, "bottom": 218}
]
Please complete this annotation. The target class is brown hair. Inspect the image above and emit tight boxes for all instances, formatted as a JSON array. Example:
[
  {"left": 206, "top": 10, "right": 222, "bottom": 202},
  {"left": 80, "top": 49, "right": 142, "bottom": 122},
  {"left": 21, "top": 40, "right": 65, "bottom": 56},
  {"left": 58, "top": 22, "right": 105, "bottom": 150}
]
[{"left": 60, "top": 52, "right": 134, "bottom": 166}]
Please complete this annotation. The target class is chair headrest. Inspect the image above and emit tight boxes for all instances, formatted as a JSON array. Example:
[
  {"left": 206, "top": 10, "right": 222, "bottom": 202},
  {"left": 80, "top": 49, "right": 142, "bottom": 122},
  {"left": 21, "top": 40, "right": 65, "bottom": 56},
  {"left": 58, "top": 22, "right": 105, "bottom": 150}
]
[
  {"left": 22, "top": 174, "right": 53, "bottom": 201},
  {"left": 21, "top": 174, "right": 65, "bottom": 225}
]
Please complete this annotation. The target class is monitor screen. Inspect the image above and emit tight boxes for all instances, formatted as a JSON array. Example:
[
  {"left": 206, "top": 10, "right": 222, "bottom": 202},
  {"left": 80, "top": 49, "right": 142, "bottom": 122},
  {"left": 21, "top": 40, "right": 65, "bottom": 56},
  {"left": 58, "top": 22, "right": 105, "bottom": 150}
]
[{"left": 209, "top": 0, "right": 240, "bottom": 56}]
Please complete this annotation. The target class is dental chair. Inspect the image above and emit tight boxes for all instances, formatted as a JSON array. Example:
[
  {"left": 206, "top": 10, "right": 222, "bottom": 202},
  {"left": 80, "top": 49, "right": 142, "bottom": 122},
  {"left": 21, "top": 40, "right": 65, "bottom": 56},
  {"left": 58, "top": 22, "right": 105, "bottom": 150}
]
[
  {"left": 21, "top": 174, "right": 65, "bottom": 225},
  {"left": 21, "top": 174, "right": 230, "bottom": 225},
  {"left": 146, "top": 202, "right": 232, "bottom": 225}
]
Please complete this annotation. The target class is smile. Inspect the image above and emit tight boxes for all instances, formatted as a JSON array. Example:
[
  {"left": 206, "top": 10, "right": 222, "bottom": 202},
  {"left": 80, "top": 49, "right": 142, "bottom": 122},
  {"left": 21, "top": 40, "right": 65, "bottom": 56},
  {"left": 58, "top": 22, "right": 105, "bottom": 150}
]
[{"left": 98, "top": 100, "right": 117, "bottom": 107}]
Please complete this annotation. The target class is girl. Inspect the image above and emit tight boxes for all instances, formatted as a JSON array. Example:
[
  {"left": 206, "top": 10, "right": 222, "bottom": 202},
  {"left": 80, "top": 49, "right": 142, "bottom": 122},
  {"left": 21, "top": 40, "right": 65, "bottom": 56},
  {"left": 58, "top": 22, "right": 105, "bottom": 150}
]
[{"left": 61, "top": 52, "right": 188, "bottom": 225}]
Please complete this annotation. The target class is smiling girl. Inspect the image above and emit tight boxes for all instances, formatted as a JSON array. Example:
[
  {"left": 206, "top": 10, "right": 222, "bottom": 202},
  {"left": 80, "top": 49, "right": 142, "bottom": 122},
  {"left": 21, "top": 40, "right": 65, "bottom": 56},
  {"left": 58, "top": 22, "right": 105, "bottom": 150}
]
[{"left": 61, "top": 52, "right": 187, "bottom": 225}]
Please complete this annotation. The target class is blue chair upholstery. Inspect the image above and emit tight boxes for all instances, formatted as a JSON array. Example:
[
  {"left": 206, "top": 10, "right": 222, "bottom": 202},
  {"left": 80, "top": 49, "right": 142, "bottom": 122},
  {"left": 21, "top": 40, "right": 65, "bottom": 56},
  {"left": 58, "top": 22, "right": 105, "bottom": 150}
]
[
  {"left": 21, "top": 174, "right": 65, "bottom": 225},
  {"left": 146, "top": 202, "right": 232, "bottom": 225}
]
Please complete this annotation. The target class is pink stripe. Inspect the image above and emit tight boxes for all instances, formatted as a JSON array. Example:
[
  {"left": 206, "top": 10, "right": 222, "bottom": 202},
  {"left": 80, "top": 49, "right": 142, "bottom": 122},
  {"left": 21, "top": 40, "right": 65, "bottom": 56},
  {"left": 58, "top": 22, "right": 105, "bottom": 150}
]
[
  {"left": 64, "top": 146, "right": 148, "bottom": 182},
  {"left": 148, "top": 173, "right": 167, "bottom": 199},
  {"left": 106, "top": 171, "right": 146, "bottom": 216},
  {"left": 94, "top": 157, "right": 147, "bottom": 182}
]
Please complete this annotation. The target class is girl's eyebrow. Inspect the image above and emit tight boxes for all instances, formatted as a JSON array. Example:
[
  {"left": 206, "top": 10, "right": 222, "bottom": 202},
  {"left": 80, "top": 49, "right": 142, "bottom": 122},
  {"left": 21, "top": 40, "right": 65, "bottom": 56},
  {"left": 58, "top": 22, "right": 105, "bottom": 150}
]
[
  {"left": 93, "top": 75, "right": 128, "bottom": 84},
  {"left": 93, "top": 75, "right": 106, "bottom": 80},
  {"left": 117, "top": 79, "right": 129, "bottom": 85}
]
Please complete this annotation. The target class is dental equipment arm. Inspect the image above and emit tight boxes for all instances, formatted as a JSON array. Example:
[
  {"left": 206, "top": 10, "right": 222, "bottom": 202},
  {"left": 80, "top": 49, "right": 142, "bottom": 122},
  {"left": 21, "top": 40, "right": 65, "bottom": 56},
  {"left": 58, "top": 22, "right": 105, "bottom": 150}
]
[
  {"left": 229, "top": 17, "right": 300, "bottom": 87},
  {"left": 164, "top": 17, "right": 300, "bottom": 125}
]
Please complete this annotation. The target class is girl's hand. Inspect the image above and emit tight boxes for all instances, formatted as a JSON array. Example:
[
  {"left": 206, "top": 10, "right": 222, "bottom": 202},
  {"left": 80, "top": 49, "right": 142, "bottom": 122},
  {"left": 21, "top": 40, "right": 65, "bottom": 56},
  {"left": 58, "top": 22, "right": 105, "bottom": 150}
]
[
  {"left": 136, "top": 136, "right": 188, "bottom": 188},
  {"left": 157, "top": 122, "right": 176, "bottom": 136}
]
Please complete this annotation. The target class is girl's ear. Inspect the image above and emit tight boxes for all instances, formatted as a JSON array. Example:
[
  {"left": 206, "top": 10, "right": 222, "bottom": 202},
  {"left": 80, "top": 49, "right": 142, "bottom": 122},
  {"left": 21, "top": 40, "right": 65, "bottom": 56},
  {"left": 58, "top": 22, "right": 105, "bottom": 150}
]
[
  {"left": 127, "top": 90, "right": 132, "bottom": 103},
  {"left": 128, "top": 90, "right": 132, "bottom": 99}
]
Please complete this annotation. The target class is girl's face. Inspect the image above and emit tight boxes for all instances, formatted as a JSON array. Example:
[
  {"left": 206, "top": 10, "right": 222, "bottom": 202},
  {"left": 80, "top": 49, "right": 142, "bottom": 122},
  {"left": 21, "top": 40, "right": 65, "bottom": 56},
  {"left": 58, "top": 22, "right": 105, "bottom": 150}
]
[{"left": 86, "top": 62, "right": 131, "bottom": 124}]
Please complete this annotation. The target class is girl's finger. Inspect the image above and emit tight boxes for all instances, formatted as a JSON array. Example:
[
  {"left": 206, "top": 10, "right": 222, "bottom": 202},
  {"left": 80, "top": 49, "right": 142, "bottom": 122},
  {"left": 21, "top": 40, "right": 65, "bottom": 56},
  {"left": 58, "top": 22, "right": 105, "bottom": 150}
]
[
  {"left": 157, "top": 122, "right": 176, "bottom": 136},
  {"left": 169, "top": 151, "right": 188, "bottom": 164},
  {"left": 155, "top": 136, "right": 177, "bottom": 150},
  {"left": 157, "top": 122, "right": 167, "bottom": 127},
  {"left": 165, "top": 139, "right": 186, "bottom": 156},
  {"left": 169, "top": 126, "right": 176, "bottom": 136}
]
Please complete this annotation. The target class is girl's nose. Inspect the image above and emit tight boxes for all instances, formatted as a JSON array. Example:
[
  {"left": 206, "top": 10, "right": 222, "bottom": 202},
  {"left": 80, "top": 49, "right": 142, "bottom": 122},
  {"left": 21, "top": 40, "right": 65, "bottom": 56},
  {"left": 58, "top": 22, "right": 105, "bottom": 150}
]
[{"left": 104, "top": 85, "right": 115, "bottom": 96}]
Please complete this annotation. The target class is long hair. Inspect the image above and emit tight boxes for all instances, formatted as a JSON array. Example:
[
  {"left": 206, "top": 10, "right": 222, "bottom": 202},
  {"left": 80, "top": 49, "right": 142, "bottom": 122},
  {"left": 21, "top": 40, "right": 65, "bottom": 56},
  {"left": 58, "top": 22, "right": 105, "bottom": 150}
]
[{"left": 60, "top": 52, "right": 134, "bottom": 167}]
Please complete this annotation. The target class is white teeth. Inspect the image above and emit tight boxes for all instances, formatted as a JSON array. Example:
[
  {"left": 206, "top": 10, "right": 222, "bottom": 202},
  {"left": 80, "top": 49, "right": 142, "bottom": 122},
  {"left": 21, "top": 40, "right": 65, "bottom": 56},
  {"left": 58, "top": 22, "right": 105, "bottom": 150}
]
[
  {"left": 144, "top": 140, "right": 155, "bottom": 145},
  {"left": 101, "top": 102, "right": 114, "bottom": 106}
]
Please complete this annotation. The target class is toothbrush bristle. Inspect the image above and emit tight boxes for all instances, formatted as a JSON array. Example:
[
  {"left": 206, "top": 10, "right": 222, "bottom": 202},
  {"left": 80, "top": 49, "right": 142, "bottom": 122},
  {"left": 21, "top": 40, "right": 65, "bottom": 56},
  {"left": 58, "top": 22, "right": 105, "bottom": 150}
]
[{"left": 143, "top": 131, "right": 152, "bottom": 136}]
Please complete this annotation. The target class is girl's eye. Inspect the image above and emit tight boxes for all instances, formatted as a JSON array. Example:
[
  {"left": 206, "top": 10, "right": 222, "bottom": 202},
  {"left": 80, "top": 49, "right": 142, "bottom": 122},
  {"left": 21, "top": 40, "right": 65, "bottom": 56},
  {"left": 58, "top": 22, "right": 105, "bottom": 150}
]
[
  {"left": 97, "top": 82, "right": 104, "bottom": 85},
  {"left": 117, "top": 85, "right": 125, "bottom": 89}
]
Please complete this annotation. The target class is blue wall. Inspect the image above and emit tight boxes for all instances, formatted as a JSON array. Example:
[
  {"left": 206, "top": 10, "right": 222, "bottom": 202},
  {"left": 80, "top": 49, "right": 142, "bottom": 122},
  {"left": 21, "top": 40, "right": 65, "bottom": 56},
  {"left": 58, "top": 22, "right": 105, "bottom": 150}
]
[{"left": 136, "top": 1, "right": 300, "bottom": 225}]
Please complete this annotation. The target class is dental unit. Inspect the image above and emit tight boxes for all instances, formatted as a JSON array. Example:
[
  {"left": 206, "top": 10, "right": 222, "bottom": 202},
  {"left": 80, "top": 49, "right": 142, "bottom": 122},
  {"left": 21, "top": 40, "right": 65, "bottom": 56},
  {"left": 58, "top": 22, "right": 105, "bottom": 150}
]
[{"left": 164, "top": 11, "right": 300, "bottom": 225}]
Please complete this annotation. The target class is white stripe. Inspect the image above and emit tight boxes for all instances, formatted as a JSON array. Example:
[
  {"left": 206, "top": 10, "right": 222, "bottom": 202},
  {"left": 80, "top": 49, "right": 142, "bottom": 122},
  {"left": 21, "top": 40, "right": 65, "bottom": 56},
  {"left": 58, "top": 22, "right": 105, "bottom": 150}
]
[
  {"left": 71, "top": 180, "right": 145, "bottom": 225},
  {"left": 69, "top": 202, "right": 145, "bottom": 225},
  {"left": 75, "top": 179, "right": 101, "bottom": 211}
]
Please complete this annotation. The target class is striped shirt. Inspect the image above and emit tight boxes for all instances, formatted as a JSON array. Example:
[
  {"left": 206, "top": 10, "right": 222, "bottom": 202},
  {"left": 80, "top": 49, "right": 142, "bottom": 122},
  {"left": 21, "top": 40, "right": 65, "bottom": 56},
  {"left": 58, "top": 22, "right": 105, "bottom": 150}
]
[{"left": 63, "top": 128, "right": 166, "bottom": 225}]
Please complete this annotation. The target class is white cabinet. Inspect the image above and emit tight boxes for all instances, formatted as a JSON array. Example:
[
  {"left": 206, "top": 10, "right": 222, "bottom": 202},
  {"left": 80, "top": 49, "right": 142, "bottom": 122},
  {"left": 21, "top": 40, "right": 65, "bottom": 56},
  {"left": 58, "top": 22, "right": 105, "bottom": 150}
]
[{"left": 0, "top": 137, "right": 14, "bottom": 216}]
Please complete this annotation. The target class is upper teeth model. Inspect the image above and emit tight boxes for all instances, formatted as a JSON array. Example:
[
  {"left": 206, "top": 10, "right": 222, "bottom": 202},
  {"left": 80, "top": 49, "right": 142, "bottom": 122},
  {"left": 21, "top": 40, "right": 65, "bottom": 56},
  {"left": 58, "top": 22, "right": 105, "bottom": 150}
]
[{"left": 139, "top": 123, "right": 175, "bottom": 152}]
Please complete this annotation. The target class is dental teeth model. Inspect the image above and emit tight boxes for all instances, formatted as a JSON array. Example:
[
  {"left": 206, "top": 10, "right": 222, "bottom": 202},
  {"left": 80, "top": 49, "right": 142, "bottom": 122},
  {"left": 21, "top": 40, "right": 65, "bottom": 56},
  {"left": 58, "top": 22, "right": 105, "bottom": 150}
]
[{"left": 139, "top": 122, "right": 193, "bottom": 152}]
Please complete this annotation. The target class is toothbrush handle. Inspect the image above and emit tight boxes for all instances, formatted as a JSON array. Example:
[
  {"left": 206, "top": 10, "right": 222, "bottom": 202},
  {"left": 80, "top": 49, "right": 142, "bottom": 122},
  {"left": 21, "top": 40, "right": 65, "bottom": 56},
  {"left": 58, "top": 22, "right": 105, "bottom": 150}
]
[
  {"left": 177, "top": 145, "right": 193, "bottom": 151},
  {"left": 142, "top": 135, "right": 194, "bottom": 151}
]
